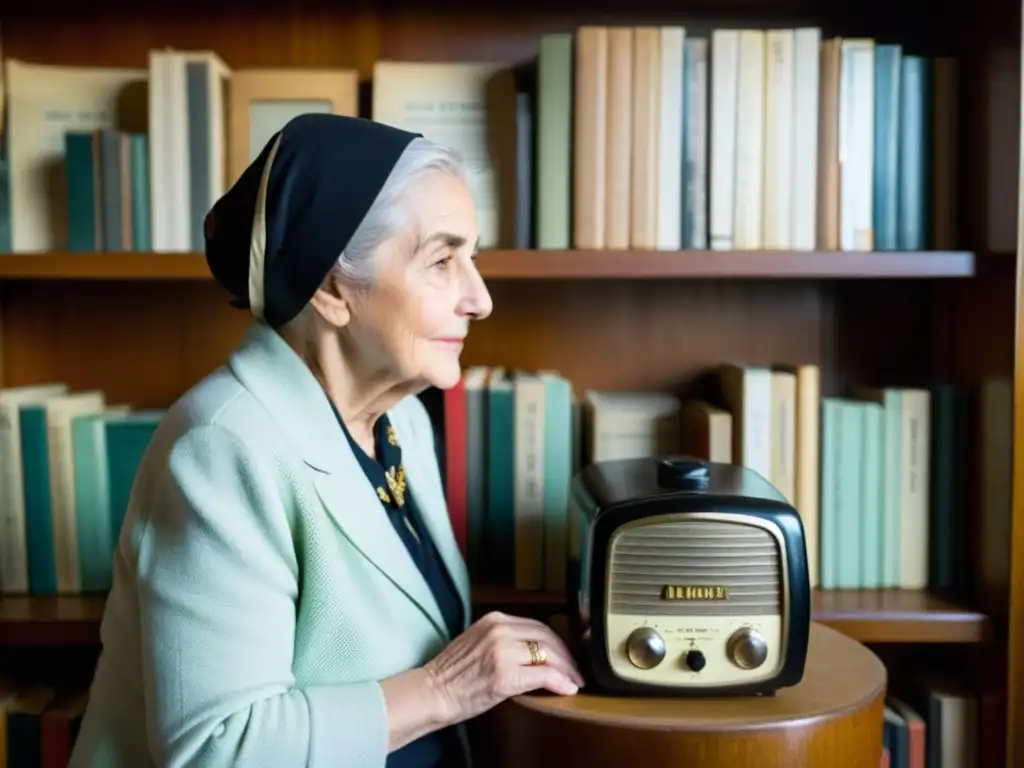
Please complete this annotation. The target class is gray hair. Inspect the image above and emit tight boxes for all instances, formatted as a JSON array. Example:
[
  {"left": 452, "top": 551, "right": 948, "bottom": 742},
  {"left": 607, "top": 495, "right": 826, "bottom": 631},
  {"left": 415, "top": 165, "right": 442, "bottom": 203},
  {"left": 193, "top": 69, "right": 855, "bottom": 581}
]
[{"left": 336, "top": 136, "right": 469, "bottom": 285}]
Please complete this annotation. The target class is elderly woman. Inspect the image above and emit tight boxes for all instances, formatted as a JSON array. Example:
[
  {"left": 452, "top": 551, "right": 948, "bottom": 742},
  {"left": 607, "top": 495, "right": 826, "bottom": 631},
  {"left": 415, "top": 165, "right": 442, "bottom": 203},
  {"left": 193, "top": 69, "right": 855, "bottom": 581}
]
[{"left": 69, "top": 114, "right": 583, "bottom": 768}]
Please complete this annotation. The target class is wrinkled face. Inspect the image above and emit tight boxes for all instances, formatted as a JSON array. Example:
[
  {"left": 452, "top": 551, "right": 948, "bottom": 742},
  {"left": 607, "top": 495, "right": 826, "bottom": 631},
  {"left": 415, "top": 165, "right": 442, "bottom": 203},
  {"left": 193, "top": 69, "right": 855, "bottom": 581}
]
[{"left": 339, "top": 172, "right": 492, "bottom": 390}]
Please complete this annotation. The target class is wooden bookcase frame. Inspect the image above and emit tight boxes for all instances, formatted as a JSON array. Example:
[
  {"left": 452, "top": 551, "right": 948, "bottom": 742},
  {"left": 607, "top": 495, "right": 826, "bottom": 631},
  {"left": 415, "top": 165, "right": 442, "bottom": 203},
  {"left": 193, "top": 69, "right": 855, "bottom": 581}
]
[{"left": 0, "top": 1, "right": 1021, "bottom": 764}]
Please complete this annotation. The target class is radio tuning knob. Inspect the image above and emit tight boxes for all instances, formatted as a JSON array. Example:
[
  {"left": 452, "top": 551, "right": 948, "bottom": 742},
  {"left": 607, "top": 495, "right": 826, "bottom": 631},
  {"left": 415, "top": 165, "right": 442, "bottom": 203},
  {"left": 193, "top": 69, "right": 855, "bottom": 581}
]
[
  {"left": 726, "top": 626, "right": 768, "bottom": 669},
  {"left": 625, "top": 626, "right": 666, "bottom": 670}
]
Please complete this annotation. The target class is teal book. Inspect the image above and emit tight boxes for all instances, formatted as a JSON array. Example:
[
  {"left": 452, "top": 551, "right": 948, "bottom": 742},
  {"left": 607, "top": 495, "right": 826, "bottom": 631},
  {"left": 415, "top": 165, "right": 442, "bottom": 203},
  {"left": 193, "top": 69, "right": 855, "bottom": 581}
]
[
  {"left": 860, "top": 401, "right": 885, "bottom": 588},
  {"left": 486, "top": 371, "right": 515, "bottom": 585},
  {"left": 72, "top": 409, "right": 130, "bottom": 592},
  {"left": 858, "top": 386, "right": 904, "bottom": 587},
  {"left": 534, "top": 34, "right": 573, "bottom": 250},
  {"left": 130, "top": 133, "right": 151, "bottom": 251},
  {"left": 462, "top": 367, "right": 490, "bottom": 582},
  {"left": 836, "top": 400, "right": 864, "bottom": 589},
  {"left": 873, "top": 44, "right": 902, "bottom": 250},
  {"left": 65, "top": 131, "right": 100, "bottom": 252},
  {"left": 819, "top": 398, "right": 841, "bottom": 589},
  {"left": 881, "top": 390, "right": 903, "bottom": 588},
  {"left": 19, "top": 406, "right": 57, "bottom": 595},
  {"left": 106, "top": 411, "right": 165, "bottom": 549},
  {"left": 898, "top": 55, "right": 931, "bottom": 249},
  {"left": 99, "top": 129, "right": 126, "bottom": 251},
  {"left": 541, "top": 372, "right": 573, "bottom": 590},
  {"left": 882, "top": 704, "right": 909, "bottom": 767}
]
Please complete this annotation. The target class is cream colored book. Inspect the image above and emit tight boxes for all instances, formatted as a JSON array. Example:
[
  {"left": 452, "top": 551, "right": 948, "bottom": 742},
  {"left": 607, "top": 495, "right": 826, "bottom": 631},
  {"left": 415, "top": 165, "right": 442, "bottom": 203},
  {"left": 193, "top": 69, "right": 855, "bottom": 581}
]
[
  {"left": 718, "top": 363, "right": 772, "bottom": 481},
  {"left": 733, "top": 30, "right": 766, "bottom": 249},
  {"left": 513, "top": 372, "right": 546, "bottom": 591},
  {"left": 791, "top": 28, "right": 822, "bottom": 250},
  {"left": 778, "top": 364, "right": 820, "bottom": 587},
  {"left": 681, "top": 400, "right": 732, "bottom": 463},
  {"left": 603, "top": 26, "right": 633, "bottom": 250},
  {"left": 5, "top": 59, "right": 147, "bottom": 252},
  {"left": 630, "top": 26, "right": 661, "bottom": 249},
  {"left": 573, "top": 26, "right": 609, "bottom": 249},
  {"left": 372, "top": 60, "right": 506, "bottom": 249},
  {"left": 584, "top": 390, "right": 681, "bottom": 462},
  {"left": 763, "top": 29, "right": 795, "bottom": 249},
  {"left": 769, "top": 369, "right": 796, "bottom": 504}
]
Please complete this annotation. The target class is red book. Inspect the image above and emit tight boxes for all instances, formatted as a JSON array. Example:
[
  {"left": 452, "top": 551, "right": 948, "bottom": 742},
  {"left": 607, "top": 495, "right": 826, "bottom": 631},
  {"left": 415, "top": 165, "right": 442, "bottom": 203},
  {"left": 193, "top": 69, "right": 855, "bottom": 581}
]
[{"left": 41, "top": 690, "right": 89, "bottom": 768}]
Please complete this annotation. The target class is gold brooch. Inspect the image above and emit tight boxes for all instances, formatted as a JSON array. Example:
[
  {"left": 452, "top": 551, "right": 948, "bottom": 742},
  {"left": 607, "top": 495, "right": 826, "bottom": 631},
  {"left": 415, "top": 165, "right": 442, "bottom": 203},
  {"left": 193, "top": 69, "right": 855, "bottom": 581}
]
[
  {"left": 387, "top": 425, "right": 400, "bottom": 447},
  {"left": 385, "top": 465, "right": 406, "bottom": 508},
  {"left": 376, "top": 487, "right": 391, "bottom": 504}
]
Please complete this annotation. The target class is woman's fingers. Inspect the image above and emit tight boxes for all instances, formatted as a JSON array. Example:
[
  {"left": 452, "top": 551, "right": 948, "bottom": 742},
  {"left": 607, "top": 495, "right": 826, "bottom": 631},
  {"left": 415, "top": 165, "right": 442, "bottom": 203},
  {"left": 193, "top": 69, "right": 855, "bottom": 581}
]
[
  {"left": 471, "top": 611, "right": 586, "bottom": 694},
  {"left": 489, "top": 629, "right": 585, "bottom": 693},
  {"left": 506, "top": 625, "right": 585, "bottom": 687},
  {"left": 514, "top": 662, "right": 580, "bottom": 696}
]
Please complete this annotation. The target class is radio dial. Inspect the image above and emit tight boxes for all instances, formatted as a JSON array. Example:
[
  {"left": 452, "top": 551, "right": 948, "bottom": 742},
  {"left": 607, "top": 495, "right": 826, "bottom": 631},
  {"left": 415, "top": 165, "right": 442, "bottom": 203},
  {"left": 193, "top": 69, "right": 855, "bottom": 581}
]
[
  {"left": 625, "top": 626, "right": 666, "bottom": 669},
  {"left": 726, "top": 626, "right": 768, "bottom": 670},
  {"left": 684, "top": 649, "right": 706, "bottom": 672}
]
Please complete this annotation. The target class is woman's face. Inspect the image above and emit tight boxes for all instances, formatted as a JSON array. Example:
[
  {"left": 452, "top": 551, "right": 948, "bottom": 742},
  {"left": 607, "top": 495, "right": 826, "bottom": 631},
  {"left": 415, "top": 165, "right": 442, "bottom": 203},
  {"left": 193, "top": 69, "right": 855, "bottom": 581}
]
[{"left": 342, "top": 171, "right": 492, "bottom": 391}]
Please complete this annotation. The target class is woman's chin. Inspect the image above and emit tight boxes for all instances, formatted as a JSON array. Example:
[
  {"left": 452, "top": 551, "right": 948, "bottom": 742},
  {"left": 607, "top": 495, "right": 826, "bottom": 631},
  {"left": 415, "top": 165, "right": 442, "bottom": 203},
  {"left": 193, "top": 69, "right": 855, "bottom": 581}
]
[{"left": 422, "top": 360, "right": 465, "bottom": 391}]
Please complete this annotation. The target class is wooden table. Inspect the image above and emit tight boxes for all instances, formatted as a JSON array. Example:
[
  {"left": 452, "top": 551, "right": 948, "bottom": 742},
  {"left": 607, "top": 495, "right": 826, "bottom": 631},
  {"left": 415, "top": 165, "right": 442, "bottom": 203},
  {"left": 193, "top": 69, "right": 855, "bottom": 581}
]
[{"left": 475, "top": 622, "right": 887, "bottom": 768}]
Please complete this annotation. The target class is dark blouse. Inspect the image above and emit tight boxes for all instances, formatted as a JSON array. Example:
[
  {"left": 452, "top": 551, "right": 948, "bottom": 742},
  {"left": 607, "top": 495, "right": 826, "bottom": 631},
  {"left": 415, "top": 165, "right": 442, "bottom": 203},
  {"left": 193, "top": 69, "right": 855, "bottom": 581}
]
[{"left": 330, "top": 404, "right": 465, "bottom": 768}]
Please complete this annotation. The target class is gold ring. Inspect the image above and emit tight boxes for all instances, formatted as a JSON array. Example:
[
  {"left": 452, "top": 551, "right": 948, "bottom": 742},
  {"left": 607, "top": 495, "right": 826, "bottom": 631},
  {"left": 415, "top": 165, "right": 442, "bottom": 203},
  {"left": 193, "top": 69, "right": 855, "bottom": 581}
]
[{"left": 526, "top": 640, "right": 547, "bottom": 666}]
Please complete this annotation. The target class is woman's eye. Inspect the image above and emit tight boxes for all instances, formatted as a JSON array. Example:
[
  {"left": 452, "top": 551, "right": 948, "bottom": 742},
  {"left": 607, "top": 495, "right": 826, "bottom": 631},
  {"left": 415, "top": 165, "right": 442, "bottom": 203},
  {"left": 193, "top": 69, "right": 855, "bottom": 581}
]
[{"left": 433, "top": 255, "right": 453, "bottom": 269}]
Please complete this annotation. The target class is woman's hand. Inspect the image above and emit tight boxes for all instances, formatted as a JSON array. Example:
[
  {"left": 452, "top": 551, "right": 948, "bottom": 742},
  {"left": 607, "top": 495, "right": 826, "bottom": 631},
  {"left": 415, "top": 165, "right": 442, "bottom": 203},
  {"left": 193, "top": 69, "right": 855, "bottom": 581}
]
[{"left": 423, "top": 611, "right": 585, "bottom": 725}]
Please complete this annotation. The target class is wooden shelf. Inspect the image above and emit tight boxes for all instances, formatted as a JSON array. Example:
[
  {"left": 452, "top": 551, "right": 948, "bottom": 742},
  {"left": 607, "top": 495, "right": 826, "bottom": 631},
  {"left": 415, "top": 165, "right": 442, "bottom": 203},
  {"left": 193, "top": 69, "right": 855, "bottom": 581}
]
[
  {"left": 0, "top": 594, "right": 105, "bottom": 646},
  {"left": 808, "top": 589, "right": 989, "bottom": 644},
  {"left": 0, "top": 588, "right": 988, "bottom": 646},
  {"left": 0, "top": 249, "right": 976, "bottom": 281}
]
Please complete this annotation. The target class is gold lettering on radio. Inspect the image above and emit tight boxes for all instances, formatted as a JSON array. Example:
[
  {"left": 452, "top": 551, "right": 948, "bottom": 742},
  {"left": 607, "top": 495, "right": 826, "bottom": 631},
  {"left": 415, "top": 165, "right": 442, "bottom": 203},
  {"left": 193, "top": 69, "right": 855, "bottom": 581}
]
[{"left": 662, "top": 585, "right": 729, "bottom": 601}]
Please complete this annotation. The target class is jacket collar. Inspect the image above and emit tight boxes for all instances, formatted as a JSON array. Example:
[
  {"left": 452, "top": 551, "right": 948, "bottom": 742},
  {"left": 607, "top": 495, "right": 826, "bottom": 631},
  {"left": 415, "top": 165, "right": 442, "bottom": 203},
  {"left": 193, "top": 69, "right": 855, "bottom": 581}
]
[
  {"left": 226, "top": 322, "right": 467, "bottom": 639},
  {"left": 227, "top": 322, "right": 344, "bottom": 474}
]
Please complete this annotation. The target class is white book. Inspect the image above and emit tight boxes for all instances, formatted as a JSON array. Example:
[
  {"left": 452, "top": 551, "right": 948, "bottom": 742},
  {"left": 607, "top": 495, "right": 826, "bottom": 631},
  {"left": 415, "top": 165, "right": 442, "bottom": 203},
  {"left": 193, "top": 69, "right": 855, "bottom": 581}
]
[
  {"left": 791, "top": 28, "right": 822, "bottom": 250},
  {"left": 839, "top": 39, "right": 876, "bottom": 251},
  {"left": 709, "top": 30, "right": 739, "bottom": 251},
  {"left": 657, "top": 26, "right": 686, "bottom": 251},
  {"left": 763, "top": 29, "right": 796, "bottom": 249},
  {"left": 733, "top": 30, "right": 766, "bottom": 249},
  {"left": 148, "top": 50, "right": 190, "bottom": 252}
]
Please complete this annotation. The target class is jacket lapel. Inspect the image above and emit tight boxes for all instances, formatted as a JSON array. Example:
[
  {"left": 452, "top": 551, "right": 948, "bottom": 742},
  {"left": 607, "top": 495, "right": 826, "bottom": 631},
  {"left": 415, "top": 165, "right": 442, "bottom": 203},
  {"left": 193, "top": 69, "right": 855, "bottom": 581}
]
[
  {"left": 393, "top": 414, "right": 472, "bottom": 630},
  {"left": 227, "top": 322, "right": 450, "bottom": 639},
  {"left": 310, "top": 465, "right": 450, "bottom": 639}
]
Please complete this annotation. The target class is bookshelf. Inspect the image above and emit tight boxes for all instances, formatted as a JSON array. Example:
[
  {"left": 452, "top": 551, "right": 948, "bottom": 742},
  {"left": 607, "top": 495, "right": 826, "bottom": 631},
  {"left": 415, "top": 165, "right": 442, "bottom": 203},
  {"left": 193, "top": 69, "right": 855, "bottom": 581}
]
[
  {"left": 1, "top": 0, "right": 1022, "bottom": 765},
  {"left": 0, "top": 588, "right": 990, "bottom": 647}
]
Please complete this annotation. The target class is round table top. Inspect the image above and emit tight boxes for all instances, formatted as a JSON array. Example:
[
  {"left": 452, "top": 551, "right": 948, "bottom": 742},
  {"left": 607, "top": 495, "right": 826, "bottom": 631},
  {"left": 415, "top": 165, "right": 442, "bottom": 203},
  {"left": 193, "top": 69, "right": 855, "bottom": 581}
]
[{"left": 511, "top": 621, "right": 886, "bottom": 732}]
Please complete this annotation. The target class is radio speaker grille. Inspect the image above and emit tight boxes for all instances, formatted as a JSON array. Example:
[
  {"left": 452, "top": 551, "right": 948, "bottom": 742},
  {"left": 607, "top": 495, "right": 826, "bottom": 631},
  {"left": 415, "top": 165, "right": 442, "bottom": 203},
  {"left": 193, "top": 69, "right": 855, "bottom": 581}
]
[{"left": 607, "top": 519, "right": 782, "bottom": 616}]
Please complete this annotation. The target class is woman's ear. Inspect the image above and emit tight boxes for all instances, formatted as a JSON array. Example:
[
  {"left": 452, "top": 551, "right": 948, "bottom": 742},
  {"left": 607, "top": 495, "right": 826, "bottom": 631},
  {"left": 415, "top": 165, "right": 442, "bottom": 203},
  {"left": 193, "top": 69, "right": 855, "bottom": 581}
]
[{"left": 308, "top": 267, "right": 352, "bottom": 329}]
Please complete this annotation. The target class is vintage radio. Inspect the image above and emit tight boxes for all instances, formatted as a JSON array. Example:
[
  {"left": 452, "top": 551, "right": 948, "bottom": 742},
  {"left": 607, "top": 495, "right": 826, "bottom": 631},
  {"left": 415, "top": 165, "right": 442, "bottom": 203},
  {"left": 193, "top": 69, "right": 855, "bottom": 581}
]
[{"left": 565, "top": 456, "right": 810, "bottom": 696}]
